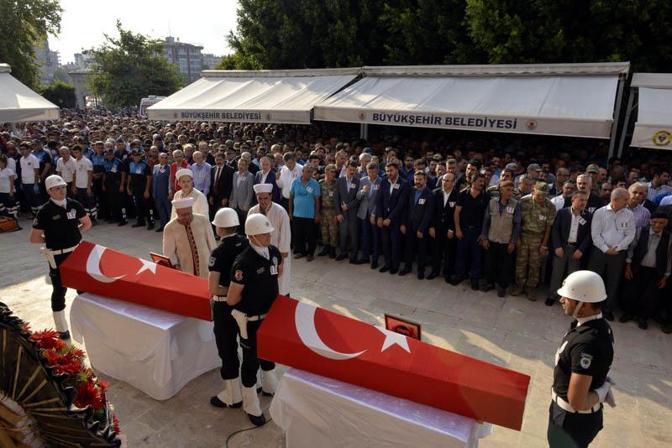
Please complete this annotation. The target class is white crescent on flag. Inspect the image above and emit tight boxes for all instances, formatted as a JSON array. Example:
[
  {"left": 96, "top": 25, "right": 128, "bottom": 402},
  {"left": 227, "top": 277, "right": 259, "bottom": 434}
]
[
  {"left": 85, "top": 244, "right": 126, "bottom": 283},
  {"left": 295, "top": 302, "right": 366, "bottom": 360}
]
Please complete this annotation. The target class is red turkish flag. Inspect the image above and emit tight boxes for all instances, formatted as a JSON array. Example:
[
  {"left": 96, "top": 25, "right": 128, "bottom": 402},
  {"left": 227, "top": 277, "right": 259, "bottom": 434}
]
[
  {"left": 258, "top": 296, "right": 530, "bottom": 430},
  {"left": 60, "top": 241, "right": 212, "bottom": 320}
]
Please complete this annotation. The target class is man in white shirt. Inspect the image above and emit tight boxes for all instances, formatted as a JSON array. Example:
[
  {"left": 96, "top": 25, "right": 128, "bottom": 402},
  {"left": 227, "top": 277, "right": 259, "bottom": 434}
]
[
  {"left": 71, "top": 146, "right": 96, "bottom": 222},
  {"left": 588, "top": 188, "right": 636, "bottom": 321},
  {"left": 19, "top": 142, "right": 42, "bottom": 217},
  {"left": 56, "top": 146, "right": 77, "bottom": 192},
  {"left": 550, "top": 181, "right": 576, "bottom": 212},
  {"left": 276, "top": 152, "right": 303, "bottom": 210}
]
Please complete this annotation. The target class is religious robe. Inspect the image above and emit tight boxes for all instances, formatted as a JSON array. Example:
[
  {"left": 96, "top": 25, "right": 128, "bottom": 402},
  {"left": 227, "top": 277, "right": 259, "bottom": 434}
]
[{"left": 162, "top": 213, "right": 217, "bottom": 278}]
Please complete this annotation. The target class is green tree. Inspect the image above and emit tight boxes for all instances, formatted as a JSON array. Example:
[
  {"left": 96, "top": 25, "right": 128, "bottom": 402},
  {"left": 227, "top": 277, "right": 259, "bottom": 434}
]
[
  {"left": 41, "top": 80, "right": 76, "bottom": 108},
  {"left": 465, "top": 0, "right": 672, "bottom": 72},
  {"left": 89, "top": 21, "right": 182, "bottom": 109},
  {"left": 0, "top": 0, "right": 62, "bottom": 89}
]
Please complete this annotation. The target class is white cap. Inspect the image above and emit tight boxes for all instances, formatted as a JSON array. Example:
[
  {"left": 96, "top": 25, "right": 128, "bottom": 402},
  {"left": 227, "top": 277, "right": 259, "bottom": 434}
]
[
  {"left": 253, "top": 183, "right": 273, "bottom": 194},
  {"left": 176, "top": 168, "right": 193, "bottom": 180},
  {"left": 45, "top": 175, "right": 67, "bottom": 190},
  {"left": 172, "top": 197, "right": 194, "bottom": 209}
]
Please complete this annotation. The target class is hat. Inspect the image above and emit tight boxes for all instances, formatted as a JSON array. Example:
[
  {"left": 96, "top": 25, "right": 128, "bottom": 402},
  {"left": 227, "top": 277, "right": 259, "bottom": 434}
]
[
  {"left": 175, "top": 168, "right": 193, "bottom": 179},
  {"left": 504, "top": 162, "right": 519, "bottom": 171},
  {"left": 45, "top": 175, "right": 67, "bottom": 190},
  {"left": 533, "top": 181, "right": 549, "bottom": 193},
  {"left": 586, "top": 163, "right": 600, "bottom": 174},
  {"left": 171, "top": 197, "right": 194, "bottom": 209},
  {"left": 651, "top": 210, "right": 669, "bottom": 220},
  {"left": 253, "top": 183, "right": 273, "bottom": 194}
]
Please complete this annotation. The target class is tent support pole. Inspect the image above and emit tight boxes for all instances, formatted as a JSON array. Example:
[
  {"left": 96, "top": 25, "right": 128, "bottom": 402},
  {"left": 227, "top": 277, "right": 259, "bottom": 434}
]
[
  {"left": 360, "top": 123, "right": 368, "bottom": 140},
  {"left": 608, "top": 76, "right": 626, "bottom": 160},
  {"left": 617, "top": 88, "right": 635, "bottom": 159}
]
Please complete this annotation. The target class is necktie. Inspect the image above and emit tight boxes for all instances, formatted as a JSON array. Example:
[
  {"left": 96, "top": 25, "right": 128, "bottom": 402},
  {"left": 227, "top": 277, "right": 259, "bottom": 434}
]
[{"left": 215, "top": 167, "right": 221, "bottom": 193}]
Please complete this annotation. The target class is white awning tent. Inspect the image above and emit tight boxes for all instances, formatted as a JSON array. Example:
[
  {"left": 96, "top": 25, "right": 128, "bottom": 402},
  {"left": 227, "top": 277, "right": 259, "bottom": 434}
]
[
  {"left": 627, "top": 73, "right": 672, "bottom": 150},
  {"left": 0, "top": 63, "right": 59, "bottom": 122},
  {"left": 313, "top": 63, "right": 630, "bottom": 140},
  {"left": 147, "top": 68, "right": 359, "bottom": 124}
]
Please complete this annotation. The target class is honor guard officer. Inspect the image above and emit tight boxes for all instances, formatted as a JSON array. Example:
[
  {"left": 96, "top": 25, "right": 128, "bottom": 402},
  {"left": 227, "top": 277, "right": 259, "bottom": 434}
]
[
  {"left": 226, "top": 214, "right": 283, "bottom": 426},
  {"left": 208, "top": 208, "right": 249, "bottom": 410},
  {"left": 549, "top": 270, "right": 615, "bottom": 448},
  {"left": 30, "top": 175, "right": 92, "bottom": 340}
]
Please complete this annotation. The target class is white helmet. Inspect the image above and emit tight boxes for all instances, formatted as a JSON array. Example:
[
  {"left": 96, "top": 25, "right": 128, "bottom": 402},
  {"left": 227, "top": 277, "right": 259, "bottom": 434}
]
[
  {"left": 245, "top": 213, "right": 274, "bottom": 236},
  {"left": 45, "top": 175, "right": 67, "bottom": 190},
  {"left": 557, "top": 270, "right": 606, "bottom": 303},
  {"left": 212, "top": 208, "right": 239, "bottom": 228}
]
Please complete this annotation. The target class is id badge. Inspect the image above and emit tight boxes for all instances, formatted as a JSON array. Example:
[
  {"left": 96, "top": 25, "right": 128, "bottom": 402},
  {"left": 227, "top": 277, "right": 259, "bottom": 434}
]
[
  {"left": 307, "top": 186, "right": 313, "bottom": 193},
  {"left": 539, "top": 214, "right": 546, "bottom": 221},
  {"left": 392, "top": 184, "right": 399, "bottom": 190},
  {"left": 578, "top": 217, "right": 587, "bottom": 225},
  {"left": 66, "top": 210, "right": 77, "bottom": 220},
  {"left": 111, "top": 167, "right": 117, "bottom": 173},
  {"left": 506, "top": 206, "right": 515, "bottom": 214},
  {"left": 419, "top": 198, "right": 426, "bottom": 205},
  {"left": 135, "top": 167, "right": 142, "bottom": 175},
  {"left": 270, "top": 265, "right": 278, "bottom": 276},
  {"left": 329, "top": 191, "right": 334, "bottom": 197}
]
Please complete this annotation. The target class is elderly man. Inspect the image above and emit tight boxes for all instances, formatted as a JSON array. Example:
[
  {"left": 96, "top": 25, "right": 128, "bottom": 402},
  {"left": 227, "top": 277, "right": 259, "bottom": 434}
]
[
  {"left": 169, "top": 149, "right": 189, "bottom": 196},
  {"left": 588, "top": 188, "right": 636, "bottom": 320},
  {"left": 277, "top": 152, "right": 303, "bottom": 210},
  {"left": 289, "top": 164, "right": 321, "bottom": 261},
  {"left": 190, "top": 150, "right": 212, "bottom": 196},
  {"left": 576, "top": 174, "right": 605, "bottom": 214},
  {"left": 170, "top": 168, "right": 209, "bottom": 220},
  {"left": 550, "top": 180, "right": 576, "bottom": 211},
  {"left": 627, "top": 182, "right": 651, "bottom": 230},
  {"left": 248, "top": 183, "right": 292, "bottom": 295},
  {"left": 231, "top": 158, "right": 255, "bottom": 229},
  {"left": 163, "top": 197, "right": 216, "bottom": 278}
]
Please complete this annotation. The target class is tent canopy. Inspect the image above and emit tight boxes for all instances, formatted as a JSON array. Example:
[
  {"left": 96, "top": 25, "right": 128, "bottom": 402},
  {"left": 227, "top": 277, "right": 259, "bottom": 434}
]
[
  {"left": 314, "top": 63, "right": 629, "bottom": 139},
  {"left": 0, "top": 64, "right": 59, "bottom": 122},
  {"left": 147, "top": 68, "right": 359, "bottom": 124},
  {"left": 630, "top": 73, "right": 672, "bottom": 149}
]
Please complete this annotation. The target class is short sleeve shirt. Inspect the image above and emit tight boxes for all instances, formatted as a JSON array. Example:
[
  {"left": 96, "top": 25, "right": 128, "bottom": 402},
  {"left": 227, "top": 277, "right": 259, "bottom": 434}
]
[
  {"left": 33, "top": 199, "right": 86, "bottom": 250},
  {"left": 74, "top": 157, "right": 93, "bottom": 188},
  {"left": 290, "top": 177, "right": 321, "bottom": 219},
  {"left": 20, "top": 154, "right": 40, "bottom": 184},
  {"left": 457, "top": 190, "right": 489, "bottom": 228},
  {"left": 208, "top": 234, "right": 249, "bottom": 288},
  {"left": 230, "top": 245, "right": 281, "bottom": 315}
]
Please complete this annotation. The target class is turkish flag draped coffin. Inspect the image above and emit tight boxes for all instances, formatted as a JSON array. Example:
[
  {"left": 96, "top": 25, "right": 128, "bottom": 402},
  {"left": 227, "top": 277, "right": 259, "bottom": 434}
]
[
  {"left": 60, "top": 241, "right": 212, "bottom": 320},
  {"left": 258, "top": 296, "right": 530, "bottom": 430}
]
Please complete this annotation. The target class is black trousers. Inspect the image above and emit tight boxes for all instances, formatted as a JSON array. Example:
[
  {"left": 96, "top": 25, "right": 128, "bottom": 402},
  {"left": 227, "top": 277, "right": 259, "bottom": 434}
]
[
  {"left": 212, "top": 301, "right": 240, "bottom": 380},
  {"left": 293, "top": 217, "right": 317, "bottom": 256},
  {"left": 485, "top": 242, "right": 514, "bottom": 288},
  {"left": 381, "top": 222, "right": 402, "bottom": 269},
  {"left": 338, "top": 211, "right": 359, "bottom": 259},
  {"left": 403, "top": 229, "right": 428, "bottom": 270},
  {"left": 547, "top": 401, "right": 603, "bottom": 448},
  {"left": 131, "top": 191, "right": 153, "bottom": 223},
  {"left": 430, "top": 230, "right": 456, "bottom": 277},
  {"left": 240, "top": 319, "right": 275, "bottom": 388},
  {"left": 75, "top": 188, "right": 97, "bottom": 218},
  {"left": 49, "top": 253, "right": 72, "bottom": 312},
  {"left": 621, "top": 267, "right": 663, "bottom": 319}
]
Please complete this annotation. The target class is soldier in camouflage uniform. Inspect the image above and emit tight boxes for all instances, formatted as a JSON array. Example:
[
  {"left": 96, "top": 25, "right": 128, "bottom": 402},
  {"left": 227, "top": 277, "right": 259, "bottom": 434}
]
[
  {"left": 318, "top": 164, "right": 338, "bottom": 258},
  {"left": 510, "top": 182, "right": 556, "bottom": 300}
]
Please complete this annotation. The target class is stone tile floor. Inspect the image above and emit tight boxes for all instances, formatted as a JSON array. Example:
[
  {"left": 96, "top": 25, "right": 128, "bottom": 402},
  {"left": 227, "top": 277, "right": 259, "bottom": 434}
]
[{"left": 1, "top": 220, "right": 670, "bottom": 447}]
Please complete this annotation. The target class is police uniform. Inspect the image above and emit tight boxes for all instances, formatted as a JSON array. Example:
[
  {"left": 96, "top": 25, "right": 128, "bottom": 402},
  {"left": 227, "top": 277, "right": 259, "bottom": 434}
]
[
  {"left": 209, "top": 234, "right": 249, "bottom": 382},
  {"left": 549, "top": 315, "right": 614, "bottom": 447},
  {"left": 319, "top": 178, "right": 338, "bottom": 255},
  {"left": 32, "top": 198, "right": 85, "bottom": 331},
  {"left": 103, "top": 156, "right": 127, "bottom": 224},
  {"left": 128, "top": 157, "right": 154, "bottom": 228},
  {"left": 230, "top": 244, "right": 281, "bottom": 389}
]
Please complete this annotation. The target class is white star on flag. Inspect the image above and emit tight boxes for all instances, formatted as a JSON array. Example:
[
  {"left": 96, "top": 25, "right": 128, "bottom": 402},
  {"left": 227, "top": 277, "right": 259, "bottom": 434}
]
[
  {"left": 377, "top": 327, "right": 411, "bottom": 353},
  {"left": 136, "top": 259, "right": 158, "bottom": 275}
]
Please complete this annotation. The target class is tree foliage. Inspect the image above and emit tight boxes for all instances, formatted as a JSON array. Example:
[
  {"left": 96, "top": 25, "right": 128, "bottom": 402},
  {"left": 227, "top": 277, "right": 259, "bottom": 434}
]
[
  {"left": 225, "top": 0, "right": 672, "bottom": 72},
  {"left": 89, "top": 21, "right": 182, "bottom": 109},
  {"left": 41, "top": 80, "right": 76, "bottom": 109},
  {"left": 0, "top": 0, "right": 62, "bottom": 89}
]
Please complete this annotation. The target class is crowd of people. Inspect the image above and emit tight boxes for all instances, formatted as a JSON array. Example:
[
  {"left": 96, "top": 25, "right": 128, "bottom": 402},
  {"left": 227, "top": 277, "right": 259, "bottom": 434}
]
[{"left": 1, "top": 111, "right": 671, "bottom": 334}]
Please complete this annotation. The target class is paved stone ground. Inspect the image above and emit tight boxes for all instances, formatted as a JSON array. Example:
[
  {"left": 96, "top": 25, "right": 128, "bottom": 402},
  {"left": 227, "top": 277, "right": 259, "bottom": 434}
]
[{"left": 1, "top": 220, "right": 670, "bottom": 447}]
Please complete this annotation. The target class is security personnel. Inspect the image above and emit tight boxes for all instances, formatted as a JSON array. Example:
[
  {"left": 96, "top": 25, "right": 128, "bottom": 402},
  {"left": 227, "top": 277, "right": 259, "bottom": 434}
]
[
  {"left": 29, "top": 175, "right": 92, "bottom": 340},
  {"left": 102, "top": 149, "right": 127, "bottom": 225},
  {"left": 549, "top": 270, "right": 615, "bottom": 448},
  {"left": 226, "top": 214, "right": 283, "bottom": 426},
  {"left": 318, "top": 164, "right": 338, "bottom": 258},
  {"left": 126, "top": 149, "right": 154, "bottom": 229},
  {"left": 208, "top": 208, "right": 249, "bottom": 409},
  {"left": 511, "top": 182, "right": 556, "bottom": 300}
]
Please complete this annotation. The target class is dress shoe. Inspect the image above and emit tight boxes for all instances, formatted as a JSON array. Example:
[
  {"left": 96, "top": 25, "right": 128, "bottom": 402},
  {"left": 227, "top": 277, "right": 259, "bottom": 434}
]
[
  {"left": 603, "top": 311, "right": 614, "bottom": 322},
  {"left": 470, "top": 279, "right": 479, "bottom": 291},
  {"left": 480, "top": 282, "right": 494, "bottom": 292},
  {"left": 449, "top": 275, "right": 464, "bottom": 285},
  {"left": 247, "top": 413, "right": 266, "bottom": 427},
  {"left": 398, "top": 267, "right": 411, "bottom": 276},
  {"left": 545, "top": 298, "right": 555, "bottom": 306},
  {"left": 352, "top": 258, "right": 368, "bottom": 265},
  {"left": 318, "top": 246, "right": 330, "bottom": 256},
  {"left": 329, "top": 248, "right": 336, "bottom": 259},
  {"left": 417, "top": 270, "right": 425, "bottom": 280},
  {"left": 619, "top": 313, "right": 633, "bottom": 323},
  {"left": 389, "top": 267, "right": 399, "bottom": 275},
  {"left": 58, "top": 331, "right": 71, "bottom": 341},
  {"left": 370, "top": 261, "right": 378, "bottom": 270},
  {"left": 662, "top": 323, "right": 672, "bottom": 334},
  {"left": 146, "top": 221, "right": 155, "bottom": 230},
  {"left": 306, "top": 254, "right": 314, "bottom": 262},
  {"left": 379, "top": 265, "right": 390, "bottom": 273},
  {"left": 209, "top": 396, "right": 242, "bottom": 408},
  {"left": 637, "top": 319, "right": 648, "bottom": 330},
  {"left": 496, "top": 285, "right": 506, "bottom": 297},
  {"left": 426, "top": 271, "right": 439, "bottom": 280},
  {"left": 335, "top": 253, "right": 348, "bottom": 261}
]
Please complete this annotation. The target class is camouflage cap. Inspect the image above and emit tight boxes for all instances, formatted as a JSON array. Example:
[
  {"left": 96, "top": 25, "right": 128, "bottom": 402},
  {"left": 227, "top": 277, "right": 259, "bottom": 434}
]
[
  {"left": 586, "top": 163, "right": 600, "bottom": 173},
  {"left": 533, "top": 181, "right": 549, "bottom": 193}
]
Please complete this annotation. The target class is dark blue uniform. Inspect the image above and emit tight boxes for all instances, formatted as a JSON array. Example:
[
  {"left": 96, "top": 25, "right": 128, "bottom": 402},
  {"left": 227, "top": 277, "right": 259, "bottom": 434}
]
[
  {"left": 103, "top": 157, "right": 127, "bottom": 224},
  {"left": 128, "top": 159, "right": 153, "bottom": 228}
]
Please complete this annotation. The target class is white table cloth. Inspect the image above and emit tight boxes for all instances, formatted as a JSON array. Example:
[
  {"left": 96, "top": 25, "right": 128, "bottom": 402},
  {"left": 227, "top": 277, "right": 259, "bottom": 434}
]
[
  {"left": 270, "top": 368, "right": 490, "bottom": 448},
  {"left": 70, "top": 293, "right": 220, "bottom": 400}
]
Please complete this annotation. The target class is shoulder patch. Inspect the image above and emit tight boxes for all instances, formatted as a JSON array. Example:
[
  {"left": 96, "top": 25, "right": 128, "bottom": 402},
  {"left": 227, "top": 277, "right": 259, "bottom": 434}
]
[
  {"left": 208, "top": 256, "right": 215, "bottom": 267},
  {"left": 579, "top": 353, "right": 593, "bottom": 369},
  {"left": 234, "top": 269, "right": 243, "bottom": 282}
]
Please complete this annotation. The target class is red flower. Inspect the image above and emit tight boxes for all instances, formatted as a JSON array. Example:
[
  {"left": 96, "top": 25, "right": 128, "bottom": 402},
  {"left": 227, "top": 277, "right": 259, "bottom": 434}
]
[
  {"left": 74, "top": 379, "right": 105, "bottom": 410},
  {"left": 31, "top": 330, "right": 66, "bottom": 351},
  {"left": 112, "top": 415, "right": 121, "bottom": 434}
]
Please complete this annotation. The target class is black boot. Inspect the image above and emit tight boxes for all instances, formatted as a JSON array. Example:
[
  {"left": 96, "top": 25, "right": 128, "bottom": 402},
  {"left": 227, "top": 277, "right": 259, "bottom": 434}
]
[{"left": 318, "top": 245, "right": 330, "bottom": 256}]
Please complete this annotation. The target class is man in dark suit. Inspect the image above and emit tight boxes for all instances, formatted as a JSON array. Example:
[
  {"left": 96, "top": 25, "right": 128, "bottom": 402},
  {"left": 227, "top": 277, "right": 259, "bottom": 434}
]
[
  {"left": 547, "top": 191, "right": 592, "bottom": 306},
  {"left": 209, "top": 153, "right": 233, "bottom": 218},
  {"left": 428, "top": 172, "right": 460, "bottom": 281},
  {"left": 620, "top": 211, "right": 670, "bottom": 329},
  {"left": 334, "top": 161, "right": 361, "bottom": 262},
  {"left": 376, "top": 162, "right": 409, "bottom": 274},
  {"left": 400, "top": 171, "right": 434, "bottom": 278},
  {"left": 254, "top": 156, "right": 281, "bottom": 203}
]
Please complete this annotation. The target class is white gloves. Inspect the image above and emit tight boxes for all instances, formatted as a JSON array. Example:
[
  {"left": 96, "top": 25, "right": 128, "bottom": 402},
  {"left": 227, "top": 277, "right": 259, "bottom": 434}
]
[{"left": 595, "top": 378, "right": 616, "bottom": 407}]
